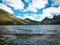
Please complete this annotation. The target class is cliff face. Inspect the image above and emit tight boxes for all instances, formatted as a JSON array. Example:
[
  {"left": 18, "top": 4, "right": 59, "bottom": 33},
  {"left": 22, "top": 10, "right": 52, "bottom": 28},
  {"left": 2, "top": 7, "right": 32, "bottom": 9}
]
[
  {"left": 41, "top": 15, "right": 60, "bottom": 24},
  {"left": 52, "top": 15, "right": 60, "bottom": 24},
  {"left": 0, "top": 9, "right": 27, "bottom": 25}
]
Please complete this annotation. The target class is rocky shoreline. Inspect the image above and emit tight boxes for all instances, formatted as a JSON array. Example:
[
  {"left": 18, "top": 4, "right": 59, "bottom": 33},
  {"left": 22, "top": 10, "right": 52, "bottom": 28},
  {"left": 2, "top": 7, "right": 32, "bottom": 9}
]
[
  {"left": 14, "top": 33, "right": 56, "bottom": 37},
  {"left": 0, "top": 32, "right": 59, "bottom": 45}
]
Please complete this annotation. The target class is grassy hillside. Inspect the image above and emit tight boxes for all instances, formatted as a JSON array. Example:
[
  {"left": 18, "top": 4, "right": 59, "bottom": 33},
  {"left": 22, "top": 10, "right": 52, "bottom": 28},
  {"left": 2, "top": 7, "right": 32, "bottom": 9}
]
[{"left": 0, "top": 9, "right": 27, "bottom": 25}]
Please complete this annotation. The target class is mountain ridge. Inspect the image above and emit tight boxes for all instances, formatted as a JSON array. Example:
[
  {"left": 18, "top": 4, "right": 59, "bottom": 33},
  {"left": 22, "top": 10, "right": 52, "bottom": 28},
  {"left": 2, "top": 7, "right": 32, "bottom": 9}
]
[
  {"left": 0, "top": 9, "right": 60, "bottom": 25},
  {"left": 24, "top": 18, "right": 41, "bottom": 25},
  {"left": 41, "top": 15, "right": 60, "bottom": 24}
]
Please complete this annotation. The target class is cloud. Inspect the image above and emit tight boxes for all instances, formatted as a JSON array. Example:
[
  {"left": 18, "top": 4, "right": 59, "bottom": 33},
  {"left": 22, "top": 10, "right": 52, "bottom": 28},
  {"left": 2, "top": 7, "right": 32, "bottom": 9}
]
[
  {"left": 0, "top": 3, "right": 14, "bottom": 14},
  {"left": 23, "top": 14, "right": 35, "bottom": 20},
  {"left": 38, "top": 7, "right": 60, "bottom": 21},
  {"left": 23, "top": 5, "right": 37, "bottom": 12},
  {"left": 2, "top": 0, "right": 24, "bottom": 10},
  {"left": 16, "top": 14, "right": 40, "bottom": 21},
  {"left": 16, "top": 14, "right": 36, "bottom": 20},
  {"left": 38, "top": 13, "right": 53, "bottom": 21},
  {"left": 31, "top": 0, "right": 48, "bottom": 9},
  {"left": 1, "top": 0, "right": 60, "bottom": 21},
  {"left": 23, "top": 0, "right": 48, "bottom": 12},
  {"left": 2, "top": 0, "right": 48, "bottom": 13},
  {"left": 51, "top": 0, "right": 60, "bottom": 6},
  {"left": 16, "top": 6, "right": 60, "bottom": 21},
  {"left": 17, "top": 7, "right": 60, "bottom": 21},
  {"left": 16, "top": 14, "right": 35, "bottom": 20},
  {"left": 32, "top": 14, "right": 38, "bottom": 17},
  {"left": 43, "top": 7, "right": 60, "bottom": 15},
  {"left": 16, "top": 16, "right": 22, "bottom": 19}
]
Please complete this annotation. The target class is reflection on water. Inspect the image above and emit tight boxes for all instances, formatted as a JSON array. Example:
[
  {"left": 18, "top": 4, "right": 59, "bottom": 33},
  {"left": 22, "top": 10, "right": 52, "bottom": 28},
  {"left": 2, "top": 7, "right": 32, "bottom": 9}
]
[{"left": 0, "top": 25, "right": 60, "bottom": 45}]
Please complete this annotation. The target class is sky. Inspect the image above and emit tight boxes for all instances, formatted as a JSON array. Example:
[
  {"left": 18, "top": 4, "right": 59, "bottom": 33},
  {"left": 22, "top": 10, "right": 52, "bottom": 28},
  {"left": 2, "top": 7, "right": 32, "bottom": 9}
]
[{"left": 0, "top": 0, "right": 60, "bottom": 21}]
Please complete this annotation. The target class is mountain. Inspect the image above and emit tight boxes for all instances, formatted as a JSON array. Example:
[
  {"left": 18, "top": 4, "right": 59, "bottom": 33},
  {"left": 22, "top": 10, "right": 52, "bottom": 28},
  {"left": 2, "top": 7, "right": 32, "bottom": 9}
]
[
  {"left": 41, "top": 15, "right": 60, "bottom": 24},
  {"left": 0, "top": 9, "right": 60, "bottom": 25},
  {"left": 41, "top": 17, "right": 53, "bottom": 24},
  {"left": 0, "top": 9, "right": 27, "bottom": 25},
  {"left": 52, "top": 15, "right": 60, "bottom": 24},
  {"left": 24, "top": 18, "right": 41, "bottom": 25},
  {"left": 24, "top": 15, "right": 60, "bottom": 25}
]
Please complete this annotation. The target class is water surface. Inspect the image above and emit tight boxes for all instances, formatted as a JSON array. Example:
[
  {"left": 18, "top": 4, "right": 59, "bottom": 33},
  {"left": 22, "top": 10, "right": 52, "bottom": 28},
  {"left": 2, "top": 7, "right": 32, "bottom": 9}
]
[{"left": 0, "top": 25, "right": 60, "bottom": 45}]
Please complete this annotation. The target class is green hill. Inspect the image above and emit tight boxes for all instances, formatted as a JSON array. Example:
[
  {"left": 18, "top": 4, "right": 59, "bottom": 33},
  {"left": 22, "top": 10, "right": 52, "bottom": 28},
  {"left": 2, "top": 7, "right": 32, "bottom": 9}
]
[{"left": 0, "top": 9, "right": 27, "bottom": 25}]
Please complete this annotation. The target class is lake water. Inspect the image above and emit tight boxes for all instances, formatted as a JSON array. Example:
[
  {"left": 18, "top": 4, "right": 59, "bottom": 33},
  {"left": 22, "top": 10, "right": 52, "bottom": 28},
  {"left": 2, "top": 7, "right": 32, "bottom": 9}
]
[
  {"left": 0, "top": 25, "right": 60, "bottom": 45},
  {"left": 1, "top": 25, "right": 60, "bottom": 34}
]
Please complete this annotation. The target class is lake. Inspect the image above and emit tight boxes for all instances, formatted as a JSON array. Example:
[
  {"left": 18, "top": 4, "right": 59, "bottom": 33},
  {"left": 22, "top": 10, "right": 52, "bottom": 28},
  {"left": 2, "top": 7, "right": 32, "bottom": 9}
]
[
  {"left": 0, "top": 25, "right": 60, "bottom": 45},
  {"left": 1, "top": 25, "right": 60, "bottom": 34}
]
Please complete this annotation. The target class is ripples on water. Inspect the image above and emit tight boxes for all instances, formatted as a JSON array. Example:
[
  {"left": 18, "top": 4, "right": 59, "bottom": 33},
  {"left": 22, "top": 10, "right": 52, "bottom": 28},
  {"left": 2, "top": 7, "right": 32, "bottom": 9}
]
[{"left": 0, "top": 25, "right": 60, "bottom": 45}]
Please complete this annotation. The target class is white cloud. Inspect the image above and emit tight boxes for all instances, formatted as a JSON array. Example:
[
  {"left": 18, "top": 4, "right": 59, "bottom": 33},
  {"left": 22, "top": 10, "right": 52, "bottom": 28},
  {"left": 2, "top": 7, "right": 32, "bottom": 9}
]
[
  {"left": 43, "top": 7, "right": 60, "bottom": 15},
  {"left": 23, "top": 14, "right": 34, "bottom": 20},
  {"left": 0, "top": 3, "right": 14, "bottom": 14},
  {"left": 38, "top": 13, "right": 53, "bottom": 21},
  {"left": 2, "top": 0, "right": 24, "bottom": 10},
  {"left": 23, "top": 5, "right": 38, "bottom": 12},
  {"left": 16, "top": 14, "right": 40, "bottom": 21},
  {"left": 23, "top": 7, "right": 60, "bottom": 21},
  {"left": 32, "top": 14, "right": 38, "bottom": 17},
  {"left": 16, "top": 16, "right": 21, "bottom": 19},
  {"left": 31, "top": 0, "right": 48, "bottom": 9},
  {"left": 1, "top": 0, "right": 60, "bottom": 21},
  {"left": 16, "top": 6, "right": 60, "bottom": 21},
  {"left": 16, "top": 14, "right": 35, "bottom": 20},
  {"left": 51, "top": 0, "right": 60, "bottom": 6},
  {"left": 2, "top": 0, "right": 48, "bottom": 13},
  {"left": 38, "top": 7, "right": 60, "bottom": 21},
  {"left": 23, "top": 0, "right": 48, "bottom": 12}
]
